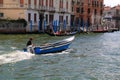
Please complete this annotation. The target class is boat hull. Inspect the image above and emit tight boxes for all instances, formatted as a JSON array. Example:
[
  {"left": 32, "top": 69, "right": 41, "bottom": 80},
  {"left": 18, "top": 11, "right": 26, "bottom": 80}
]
[{"left": 34, "top": 43, "right": 70, "bottom": 54}]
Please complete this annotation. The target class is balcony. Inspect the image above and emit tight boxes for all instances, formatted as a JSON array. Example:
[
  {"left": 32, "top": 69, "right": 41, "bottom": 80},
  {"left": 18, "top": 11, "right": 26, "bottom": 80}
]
[
  {"left": 39, "top": 6, "right": 47, "bottom": 11},
  {"left": 48, "top": 7, "right": 56, "bottom": 12},
  {"left": 59, "top": 8, "right": 66, "bottom": 13},
  {"left": 27, "top": 5, "right": 40, "bottom": 10},
  {"left": 0, "top": 4, "right": 26, "bottom": 8}
]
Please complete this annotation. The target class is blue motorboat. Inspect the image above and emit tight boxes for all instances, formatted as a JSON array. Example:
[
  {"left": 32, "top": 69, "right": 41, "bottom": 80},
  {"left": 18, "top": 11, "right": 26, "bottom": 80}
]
[{"left": 24, "top": 36, "right": 75, "bottom": 54}]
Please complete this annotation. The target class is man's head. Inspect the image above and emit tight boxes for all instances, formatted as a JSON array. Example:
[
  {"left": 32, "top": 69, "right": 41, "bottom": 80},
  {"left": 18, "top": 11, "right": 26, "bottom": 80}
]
[{"left": 29, "top": 38, "right": 33, "bottom": 40}]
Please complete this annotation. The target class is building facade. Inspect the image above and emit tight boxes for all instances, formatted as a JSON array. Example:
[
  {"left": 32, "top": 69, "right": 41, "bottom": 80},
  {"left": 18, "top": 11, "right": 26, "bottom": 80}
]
[
  {"left": 103, "top": 5, "right": 120, "bottom": 29},
  {"left": 0, "top": 0, "right": 72, "bottom": 32},
  {"left": 72, "top": 0, "right": 104, "bottom": 27}
]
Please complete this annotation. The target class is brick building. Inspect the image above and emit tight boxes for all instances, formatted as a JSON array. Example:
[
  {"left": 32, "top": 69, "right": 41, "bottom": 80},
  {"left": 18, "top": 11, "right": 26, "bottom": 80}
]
[{"left": 72, "top": 0, "right": 104, "bottom": 27}]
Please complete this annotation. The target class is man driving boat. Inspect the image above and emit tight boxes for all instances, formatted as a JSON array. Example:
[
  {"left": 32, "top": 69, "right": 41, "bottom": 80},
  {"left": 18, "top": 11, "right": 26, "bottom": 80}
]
[{"left": 26, "top": 38, "right": 34, "bottom": 53}]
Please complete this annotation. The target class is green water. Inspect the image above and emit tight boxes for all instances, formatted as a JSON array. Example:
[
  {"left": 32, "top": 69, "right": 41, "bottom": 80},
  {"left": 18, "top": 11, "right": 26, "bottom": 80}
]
[{"left": 0, "top": 32, "right": 120, "bottom": 80}]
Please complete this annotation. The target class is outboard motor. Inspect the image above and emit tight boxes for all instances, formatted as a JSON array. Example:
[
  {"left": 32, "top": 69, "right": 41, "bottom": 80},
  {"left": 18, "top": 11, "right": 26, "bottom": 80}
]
[
  {"left": 23, "top": 48, "right": 27, "bottom": 52},
  {"left": 23, "top": 45, "right": 34, "bottom": 53}
]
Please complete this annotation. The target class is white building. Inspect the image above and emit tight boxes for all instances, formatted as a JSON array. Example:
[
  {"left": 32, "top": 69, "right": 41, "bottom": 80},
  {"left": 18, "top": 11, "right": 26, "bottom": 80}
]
[{"left": 0, "top": 0, "right": 72, "bottom": 32}]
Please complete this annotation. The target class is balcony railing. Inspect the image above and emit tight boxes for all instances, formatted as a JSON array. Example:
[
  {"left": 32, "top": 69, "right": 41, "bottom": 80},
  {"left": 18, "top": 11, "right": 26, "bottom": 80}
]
[
  {"left": 59, "top": 8, "right": 66, "bottom": 13},
  {"left": 48, "top": 7, "right": 55, "bottom": 12},
  {"left": 39, "top": 6, "right": 47, "bottom": 11},
  {"left": 0, "top": 4, "right": 26, "bottom": 8},
  {"left": 0, "top": 4, "right": 46, "bottom": 10}
]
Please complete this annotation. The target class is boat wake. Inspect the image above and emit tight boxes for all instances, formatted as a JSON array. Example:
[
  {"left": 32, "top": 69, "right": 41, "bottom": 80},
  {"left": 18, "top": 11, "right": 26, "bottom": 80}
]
[
  {"left": 0, "top": 48, "right": 74, "bottom": 65},
  {"left": 0, "top": 50, "right": 34, "bottom": 65}
]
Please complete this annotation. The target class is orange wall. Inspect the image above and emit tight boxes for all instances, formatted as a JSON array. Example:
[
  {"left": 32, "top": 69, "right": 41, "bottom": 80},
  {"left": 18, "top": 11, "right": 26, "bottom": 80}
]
[{"left": 1, "top": 9, "right": 25, "bottom": 19}]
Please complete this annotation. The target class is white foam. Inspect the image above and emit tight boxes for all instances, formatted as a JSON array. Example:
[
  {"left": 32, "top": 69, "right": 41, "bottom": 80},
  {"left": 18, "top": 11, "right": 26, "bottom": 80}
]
[
  {"left": 0, "top": 50, "right": 34, "bottom": 65},
  {"left": 11, "top": 46, "right": 17, "bottom": 50}
]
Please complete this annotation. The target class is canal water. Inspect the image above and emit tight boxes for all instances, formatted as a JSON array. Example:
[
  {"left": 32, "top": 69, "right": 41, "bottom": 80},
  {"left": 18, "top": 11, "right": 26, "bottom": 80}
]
[{"left": 0, "top": 31, "right": 120, "bottom": 80}]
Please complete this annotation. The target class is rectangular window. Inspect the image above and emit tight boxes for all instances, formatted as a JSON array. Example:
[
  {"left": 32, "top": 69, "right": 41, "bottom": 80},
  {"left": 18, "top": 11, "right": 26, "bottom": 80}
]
[
  {"left": 39, "top": 0, "right": 41, "bottom": 6},
  {"left": 81, "top": 7, "right": 84, "bottom": 14},
  {"left": 76, "top": 8, "right": 80, "bottom": 13},
  {"left": 42, "top": 0, "right": 43, "bottom": 6},
  {"left": 59, "top": 0, "right": 63, "bottom": 8},
  {"left": 50, "top": 0, "right": 53, "bottom": 7},
  {"left": 88, "top": 8, "right": 90, "bottom": 14},
  {"left": 20, "top": 0, "right": 24, "bottom": 7},
  {"left": 52, "top": 0, "right": 53, "bottom": 7},
  {"left": 92, "top": 1, "right": 94, "bottom": 7},
  {"left": 0, "top": 0, "right": 3, "bottom": 7},
  {"left": 59, "top": 0, "right": 61, "bottom": 8},
  {"left": 34, "top": 0, "right": 37, "bottom": 8},
  {"left": 0, "top": 0, "right": 3, "bottom": 4},
  {"left": 66, "top": 1, "right": 68, "bottom": 9},
  {"left": 62, "top": 0, "right": 63, "bottom": 8},
  {"left": 59, "top": 16, "right": 63, "bottom": 23},
  {"left": 49, "top": 0, "right": 51, "bottom": 7},
  {"left": 97, "top": 1, "right": 99, "bottom": 7},
  {"left": 34, "top": 0, "right": 36, "bottom": 5},
  {"left": 72, "top": 7, "right": 74, "bottom": 12},
  {"left": 46, "top": 15, "right": 48, "bottom": 24},
  {"left": 88, "top": 0, "right": 90, "bottom": 4},
  {"left": 28, "top": 13, "right": 31, "bottom": 22},
  {"left": 0, "top": 13, "right": 4, "bottom": 17},
  {"left": 28, "top": 0, "right": 31, "bottom": 8},
  {"left": 100, "top": 10, "right": 102, "bottom": 16},
  {"left": 66, "top": 16, "right": 68, "bottom": 24},
  {"left": 94, "top": 9, "right": 97, "bottom": 15},
  {"left": 28, "top": 0, "right": 31, "bottom": 4},
  {"left": 49, "top": 15, "right": 53, "bottom": 23},
  {"left": 20, "top": 0, "right": 24, "bottom": 4},
  {"left": 100, "top": 2, "right": 103, "bottom": 8},
  {"left": 34, "top": 13, "right": 37, "bottom": 23},
  {"left": 39, "top": 0, "right": 43, "bottom": 6},
  {"left": 46, "top": 0, "right": 48, "bottom": 7}
]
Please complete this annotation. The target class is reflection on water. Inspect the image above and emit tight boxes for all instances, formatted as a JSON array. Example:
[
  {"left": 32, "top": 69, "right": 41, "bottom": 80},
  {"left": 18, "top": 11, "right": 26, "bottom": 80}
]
[{"left": 0, "top": 32, "right": 120, "bottom": 79}]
